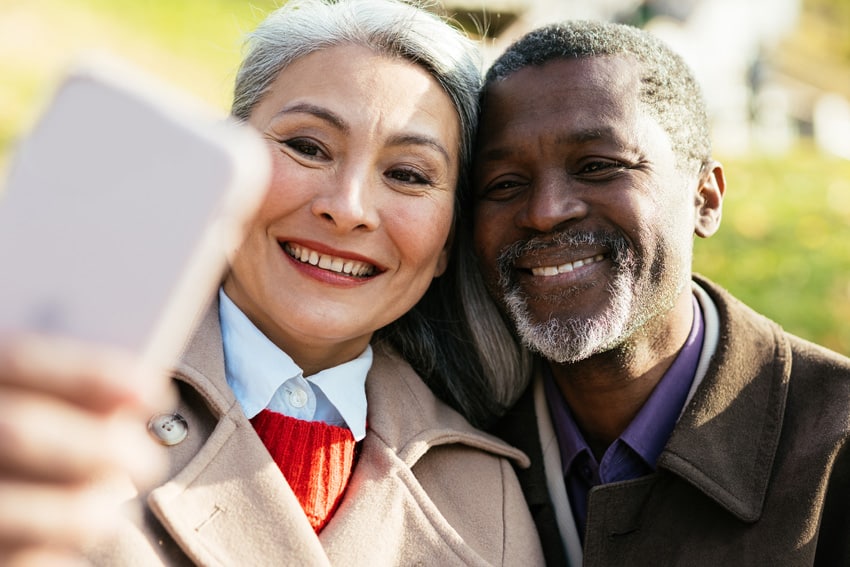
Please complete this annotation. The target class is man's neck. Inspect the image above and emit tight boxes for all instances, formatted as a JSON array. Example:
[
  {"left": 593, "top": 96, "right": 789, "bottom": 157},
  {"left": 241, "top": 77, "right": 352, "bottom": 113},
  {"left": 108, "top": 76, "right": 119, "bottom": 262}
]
[{"left": 548, "top": 292, "right": 695, "bottom": 457}]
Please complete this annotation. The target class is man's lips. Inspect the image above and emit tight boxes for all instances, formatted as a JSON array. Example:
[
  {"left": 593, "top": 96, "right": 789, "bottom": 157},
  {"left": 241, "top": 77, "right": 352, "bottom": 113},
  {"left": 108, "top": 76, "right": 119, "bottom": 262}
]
[
  {"left": 282, "top": 242, "right": 378, "bottom": 278},
  {"left": 523, "top": 253, "right": 605, "bottom": 277}
]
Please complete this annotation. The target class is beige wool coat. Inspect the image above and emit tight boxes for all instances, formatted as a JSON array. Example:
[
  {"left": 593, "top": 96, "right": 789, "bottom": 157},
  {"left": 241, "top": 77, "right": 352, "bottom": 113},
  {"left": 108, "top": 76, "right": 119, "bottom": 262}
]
[{"left": 90, "top": 303, "right": 544, "bottom": 566}]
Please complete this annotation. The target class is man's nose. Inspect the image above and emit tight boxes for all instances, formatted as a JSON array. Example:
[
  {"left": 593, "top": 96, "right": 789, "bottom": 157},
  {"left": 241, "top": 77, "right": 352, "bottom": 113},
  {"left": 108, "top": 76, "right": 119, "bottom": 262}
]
[{"left": 516, "top": 172, "right": 588, "bottom": 233}]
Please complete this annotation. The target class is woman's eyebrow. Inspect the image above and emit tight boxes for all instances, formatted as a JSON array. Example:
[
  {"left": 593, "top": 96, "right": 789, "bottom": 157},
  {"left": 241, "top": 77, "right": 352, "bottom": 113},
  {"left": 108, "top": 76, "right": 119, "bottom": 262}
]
[
  {"left": 270, "top": 106, "right": 451, "bottom": 164},
  {"left": 272, "top": 102, "right": 349, "bottom": 133},
  {"left": 386, "top": 133, "right": 451, "bottom": 164}
]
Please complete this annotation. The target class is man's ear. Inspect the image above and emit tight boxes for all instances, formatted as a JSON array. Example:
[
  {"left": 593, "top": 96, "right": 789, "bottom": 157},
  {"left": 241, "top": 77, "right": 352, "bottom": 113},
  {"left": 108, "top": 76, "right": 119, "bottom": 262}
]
[{"left": 694, "top": 160, "right": 725, "bottom": 238}]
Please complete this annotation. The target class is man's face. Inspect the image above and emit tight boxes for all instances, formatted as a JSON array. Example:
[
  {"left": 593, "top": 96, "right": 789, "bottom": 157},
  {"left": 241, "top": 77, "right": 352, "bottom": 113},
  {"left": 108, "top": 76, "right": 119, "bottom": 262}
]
[{"left": 473, "top": 55, "right": 703, "bottom": 363}]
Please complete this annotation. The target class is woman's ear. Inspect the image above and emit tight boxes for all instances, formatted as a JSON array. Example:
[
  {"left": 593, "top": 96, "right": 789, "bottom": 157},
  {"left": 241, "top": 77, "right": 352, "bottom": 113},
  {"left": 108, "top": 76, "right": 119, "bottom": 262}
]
[
  {"left": 695, "top": 160, "right": 726, "bottom": 238},
  {"left": 434, "top": 248, "right": 449, "bottom": 278},
  {"left": 433, "top": 224, "right": 455, "bottom": 278}
]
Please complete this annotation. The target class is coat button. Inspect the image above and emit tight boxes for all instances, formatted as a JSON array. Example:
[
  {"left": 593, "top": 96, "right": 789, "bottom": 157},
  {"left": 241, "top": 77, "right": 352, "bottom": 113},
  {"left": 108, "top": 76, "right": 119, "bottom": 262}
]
[{"left": 147, "top": 412, "right": 189, "bottom": 446}]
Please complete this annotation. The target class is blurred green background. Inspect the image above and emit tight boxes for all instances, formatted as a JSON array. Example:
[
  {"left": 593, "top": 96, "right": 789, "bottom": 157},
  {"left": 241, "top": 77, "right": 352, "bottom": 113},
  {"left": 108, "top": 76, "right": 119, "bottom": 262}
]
[{"left": 1, "top": 0, "right": 848, "bottom": 355}]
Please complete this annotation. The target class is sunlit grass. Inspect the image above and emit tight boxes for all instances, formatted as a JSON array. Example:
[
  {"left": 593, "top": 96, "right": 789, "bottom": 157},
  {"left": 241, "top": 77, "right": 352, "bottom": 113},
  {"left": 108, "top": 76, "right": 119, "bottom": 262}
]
[
  {"left": 695, "top": 144, "right": 850, "bottom": 355},
  {"left": 0, "top": 0, "right": 278, "bottom": 171}
]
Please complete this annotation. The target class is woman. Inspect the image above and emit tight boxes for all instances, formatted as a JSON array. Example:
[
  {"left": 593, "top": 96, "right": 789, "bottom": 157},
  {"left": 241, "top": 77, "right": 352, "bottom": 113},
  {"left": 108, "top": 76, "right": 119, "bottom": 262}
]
[{"left": 0, "top": 0, "right": 541, "bottom": 565}]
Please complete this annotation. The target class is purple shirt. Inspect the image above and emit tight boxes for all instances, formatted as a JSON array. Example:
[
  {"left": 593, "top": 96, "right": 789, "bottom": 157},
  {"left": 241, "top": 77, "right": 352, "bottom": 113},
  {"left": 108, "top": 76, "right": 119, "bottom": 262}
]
[{"left": 545, "top": 296, "right": 705, "bottom": 541}]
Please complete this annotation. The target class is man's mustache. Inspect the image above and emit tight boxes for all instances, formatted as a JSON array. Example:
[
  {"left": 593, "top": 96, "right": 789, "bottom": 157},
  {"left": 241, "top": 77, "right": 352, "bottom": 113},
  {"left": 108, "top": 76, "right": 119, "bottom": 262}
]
[{"left": 495, "top": 230, "right": 631, "bottom": 290}]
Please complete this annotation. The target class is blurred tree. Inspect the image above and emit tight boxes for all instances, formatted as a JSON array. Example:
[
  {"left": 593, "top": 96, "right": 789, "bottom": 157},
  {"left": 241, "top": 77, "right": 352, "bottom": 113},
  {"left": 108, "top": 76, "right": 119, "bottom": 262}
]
[
  {"left": 777, "top": 0, "right": 850, "bottom": 98},
  {"left": 804, "top": 0, "right": 850, "bottom": 63}
]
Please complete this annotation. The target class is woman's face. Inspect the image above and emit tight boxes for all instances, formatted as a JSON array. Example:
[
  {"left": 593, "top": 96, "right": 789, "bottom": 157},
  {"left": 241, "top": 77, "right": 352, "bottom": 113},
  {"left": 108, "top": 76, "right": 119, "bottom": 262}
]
[{"left": 223, "top": 45, "right": 459, "bottom": 374}]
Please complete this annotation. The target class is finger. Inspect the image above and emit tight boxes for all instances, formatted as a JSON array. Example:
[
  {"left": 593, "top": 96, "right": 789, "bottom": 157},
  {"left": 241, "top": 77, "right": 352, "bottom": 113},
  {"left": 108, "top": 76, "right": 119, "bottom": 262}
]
[
  {"left": 0, "top": 548, "right": 92, "bottom": 567},
  {"left": 0, "top": 482, "right": 119, "bottom": 551},
  {"left": 0, "top": 334, "right": 172, "bottom": 414},
  {"left": 0, "top": 388, "right": 164, "bottom": 485}
]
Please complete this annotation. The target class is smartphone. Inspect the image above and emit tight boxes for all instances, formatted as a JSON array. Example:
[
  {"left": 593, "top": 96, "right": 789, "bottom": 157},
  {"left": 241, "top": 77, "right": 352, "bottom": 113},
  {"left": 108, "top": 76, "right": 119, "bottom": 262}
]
[{"left": 0, "top": 55, "right": 270, "bottom": 369}]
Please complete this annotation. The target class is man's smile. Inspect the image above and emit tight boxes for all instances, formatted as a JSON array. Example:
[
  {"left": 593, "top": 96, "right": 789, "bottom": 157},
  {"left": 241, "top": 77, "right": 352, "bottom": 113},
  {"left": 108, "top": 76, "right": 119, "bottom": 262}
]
[{"left": 527, "top": 253, "right": 606, "bottom": 277}]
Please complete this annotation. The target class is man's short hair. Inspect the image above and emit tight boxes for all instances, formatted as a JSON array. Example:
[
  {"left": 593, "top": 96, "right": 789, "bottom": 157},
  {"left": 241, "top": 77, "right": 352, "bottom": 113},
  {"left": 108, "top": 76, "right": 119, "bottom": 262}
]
[{"left": 484, "top": 20, "right": 712, "bottom": 171}]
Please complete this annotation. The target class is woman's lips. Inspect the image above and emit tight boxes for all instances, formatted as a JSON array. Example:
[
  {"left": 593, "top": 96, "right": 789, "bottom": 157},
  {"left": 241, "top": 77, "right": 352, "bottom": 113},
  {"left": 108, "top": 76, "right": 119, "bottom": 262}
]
[{"left": 282, "top": 242, "right": 377, "bottom": 278}]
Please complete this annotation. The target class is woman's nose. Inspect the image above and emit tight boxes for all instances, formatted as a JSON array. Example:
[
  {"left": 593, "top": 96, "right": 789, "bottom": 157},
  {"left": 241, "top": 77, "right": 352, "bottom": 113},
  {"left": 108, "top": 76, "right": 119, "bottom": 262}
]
[{"left": 310, "top": 168, "right": 380, "bottom": 232}]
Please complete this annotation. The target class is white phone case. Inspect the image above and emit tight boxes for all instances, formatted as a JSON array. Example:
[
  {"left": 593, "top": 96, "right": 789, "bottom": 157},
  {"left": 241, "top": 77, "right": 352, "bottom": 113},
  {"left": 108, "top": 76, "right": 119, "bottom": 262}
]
[{"left": 0, "top": 56, "right": 270, "bottom": 370}]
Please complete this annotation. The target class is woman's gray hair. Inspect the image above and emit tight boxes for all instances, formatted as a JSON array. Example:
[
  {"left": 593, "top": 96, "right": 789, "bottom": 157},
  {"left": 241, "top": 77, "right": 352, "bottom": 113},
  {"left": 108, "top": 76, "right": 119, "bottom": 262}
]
[
  {"left": 232, "top": 0, "right": 481, "bottom": 187},
  {"left": 232, "top": 0, "right": 526, "bottom": 427}
]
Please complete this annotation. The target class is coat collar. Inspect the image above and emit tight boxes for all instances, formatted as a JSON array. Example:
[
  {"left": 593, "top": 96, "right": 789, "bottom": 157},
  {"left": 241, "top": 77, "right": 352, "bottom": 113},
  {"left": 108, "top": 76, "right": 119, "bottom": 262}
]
[
  {"left": 174, "top": 302, "right": 529, "bottom": 468},
  {"left": 658, "top": 275, "right": 791, "bottom": 522},
  {"left": 149, "top": 302, "right": 329, "bottom": 565},
  {"left": 172, "top": 301, "right": 234, "bottom": 415},
  {"left": 147, "top": 300, "right": 529, "bottom": 565},
  {"left": 365, "top": 341, "right": 530, "bottom": 468}
]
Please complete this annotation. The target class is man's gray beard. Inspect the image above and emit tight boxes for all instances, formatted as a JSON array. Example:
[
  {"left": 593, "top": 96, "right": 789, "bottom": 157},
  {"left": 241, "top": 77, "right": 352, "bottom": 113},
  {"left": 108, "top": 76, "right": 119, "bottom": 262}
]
[{"left": 496, "top": 231, "right": 646, "bottom": 364}]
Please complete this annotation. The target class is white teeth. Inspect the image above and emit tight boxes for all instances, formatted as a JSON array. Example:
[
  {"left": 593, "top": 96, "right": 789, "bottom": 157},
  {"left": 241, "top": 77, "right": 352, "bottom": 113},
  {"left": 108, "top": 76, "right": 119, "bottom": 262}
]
[
  {"left": 284, "top": 243, "right": 375, "bottom": 277},
  {"left": 530, "top": 254, "right": 604, "bottom": 277}
]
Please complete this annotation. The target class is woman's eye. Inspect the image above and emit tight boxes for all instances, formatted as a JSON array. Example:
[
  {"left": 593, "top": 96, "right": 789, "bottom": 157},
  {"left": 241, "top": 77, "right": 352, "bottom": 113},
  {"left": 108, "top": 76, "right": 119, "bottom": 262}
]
[
  {"left": 284, "top": 139, "right": 323, "bottom": 158},
  {"left": 387, "top": 168, "right": 430, "bottom": 185}
]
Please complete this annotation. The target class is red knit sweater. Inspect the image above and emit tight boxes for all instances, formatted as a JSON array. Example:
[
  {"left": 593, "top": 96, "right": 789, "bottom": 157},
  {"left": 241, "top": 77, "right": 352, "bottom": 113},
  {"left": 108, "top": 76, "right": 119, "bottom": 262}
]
[{"left": 251, "top": 409, "right": 357, "bottom": 532}]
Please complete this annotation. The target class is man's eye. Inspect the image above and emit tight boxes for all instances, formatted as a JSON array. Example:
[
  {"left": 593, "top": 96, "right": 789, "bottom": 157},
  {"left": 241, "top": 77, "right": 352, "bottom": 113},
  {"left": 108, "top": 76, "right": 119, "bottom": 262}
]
[
  {"left": 480, "top": 177, "right": 527, "bottom": 201},
  {"left": 577, "top": 161, "right": 626, "bottom": 176}
]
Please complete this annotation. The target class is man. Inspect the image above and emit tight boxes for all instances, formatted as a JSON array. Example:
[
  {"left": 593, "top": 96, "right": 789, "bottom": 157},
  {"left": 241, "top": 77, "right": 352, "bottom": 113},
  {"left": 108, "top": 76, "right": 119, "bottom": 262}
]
[{"left": 473, "top": 20, "right": 850, "bottom": 566}]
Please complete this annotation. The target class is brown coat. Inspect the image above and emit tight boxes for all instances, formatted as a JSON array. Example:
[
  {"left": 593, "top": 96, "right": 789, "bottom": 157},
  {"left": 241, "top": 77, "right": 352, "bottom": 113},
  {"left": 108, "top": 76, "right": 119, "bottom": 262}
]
[
  {"left": 494, "top": 276, "right": 850, "bottom": 566},
  {"left": 91, "top": 304, "right": 544, "bottom": 566}
]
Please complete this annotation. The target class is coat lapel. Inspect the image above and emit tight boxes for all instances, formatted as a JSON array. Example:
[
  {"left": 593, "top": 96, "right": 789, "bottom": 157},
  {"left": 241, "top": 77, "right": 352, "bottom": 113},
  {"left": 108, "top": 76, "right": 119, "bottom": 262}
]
[
  {"left": 659, "top": 276, "right": 791, "bottom": 522},
  {"left": 492, "top": 370, "right": 577, "bottom": 567},
  {"left": 146, "top": 303, "right": 331, "bottom": 566},
  {"left": 319, "top": 343, "right": 533, "bottom": 565},
  {"left": 363, "top": 343, "right": 530, "bottom": 467}
]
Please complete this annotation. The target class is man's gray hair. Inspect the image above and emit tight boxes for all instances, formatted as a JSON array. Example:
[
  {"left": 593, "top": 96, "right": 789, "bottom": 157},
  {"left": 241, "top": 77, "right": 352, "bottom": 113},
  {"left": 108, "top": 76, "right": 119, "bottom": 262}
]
[{"left": 484, "top": 19, "right": 712, "bottom": 171}]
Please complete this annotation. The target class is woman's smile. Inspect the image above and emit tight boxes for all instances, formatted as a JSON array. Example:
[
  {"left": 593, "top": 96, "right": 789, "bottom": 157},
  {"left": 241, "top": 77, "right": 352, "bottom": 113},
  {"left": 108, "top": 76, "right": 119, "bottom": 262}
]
[
  {"left": 222, "top": 44, "right": 459, "bottom": 371},
  {"left": 282, "top": 241, "right": 380, "bottom": 279}
]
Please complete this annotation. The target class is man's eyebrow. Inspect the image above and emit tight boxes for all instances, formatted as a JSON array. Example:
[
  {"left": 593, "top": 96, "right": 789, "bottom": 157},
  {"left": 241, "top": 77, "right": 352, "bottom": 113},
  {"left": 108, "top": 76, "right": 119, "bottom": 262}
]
[
  {"left": 556, "top": 127, "right": 615, "bottom": 145},
  {"left": 476, "top": 146, "right": 515, "bottom": 163},
  {"left": 477, "top": 126, "right": 622, "bottom": 163},
  {"left": 387, "top": 134, "right": 451, "bottom": 164},
  {"left": 272, "top": 103, "right": 349, "bottom": 133}
]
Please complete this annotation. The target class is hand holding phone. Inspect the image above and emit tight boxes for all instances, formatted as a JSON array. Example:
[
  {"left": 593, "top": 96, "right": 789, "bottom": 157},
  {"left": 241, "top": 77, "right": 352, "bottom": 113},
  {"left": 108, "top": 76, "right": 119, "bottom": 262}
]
[
  {"left": 0, "top": 56, "right": 270, "bottom": 369},
  {"left": 0, "top": 56, "right": 270, "bottom": 565}
]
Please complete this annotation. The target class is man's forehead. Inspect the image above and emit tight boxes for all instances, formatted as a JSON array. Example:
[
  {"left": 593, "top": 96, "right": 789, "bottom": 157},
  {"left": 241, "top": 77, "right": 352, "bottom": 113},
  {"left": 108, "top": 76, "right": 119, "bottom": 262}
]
[
  {"left": 478, "top": 56, "right": 644, "bottom": 135},
  {"left": 486, "top": 53, "right": 639, "bottom": 93},
  {"left": 473, "top": 54, "right": 674, "bottom": 167}
]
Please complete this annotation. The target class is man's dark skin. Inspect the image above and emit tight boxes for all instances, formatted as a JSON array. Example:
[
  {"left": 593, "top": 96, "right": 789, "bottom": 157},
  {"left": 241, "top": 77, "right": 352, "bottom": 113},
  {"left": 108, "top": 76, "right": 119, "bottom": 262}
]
[{"left": 472, "top": 54, "right": 725, "bottom": 459}]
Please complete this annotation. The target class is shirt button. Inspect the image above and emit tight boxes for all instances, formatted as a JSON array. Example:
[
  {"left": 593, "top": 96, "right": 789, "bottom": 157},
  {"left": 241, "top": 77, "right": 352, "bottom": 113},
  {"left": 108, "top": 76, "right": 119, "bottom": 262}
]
[
  {"left": 288, "top": 386, "right": 309, "bottom": 408},
  {"left": 147, "top": 412, "right": 189, "bottom": 446}
]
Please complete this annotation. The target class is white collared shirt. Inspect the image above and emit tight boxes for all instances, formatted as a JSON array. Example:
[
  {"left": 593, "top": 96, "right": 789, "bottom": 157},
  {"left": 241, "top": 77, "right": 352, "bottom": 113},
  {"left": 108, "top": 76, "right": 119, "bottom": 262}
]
[{"left": 218, "top": 289, "right": 370, "bottom": 441}]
